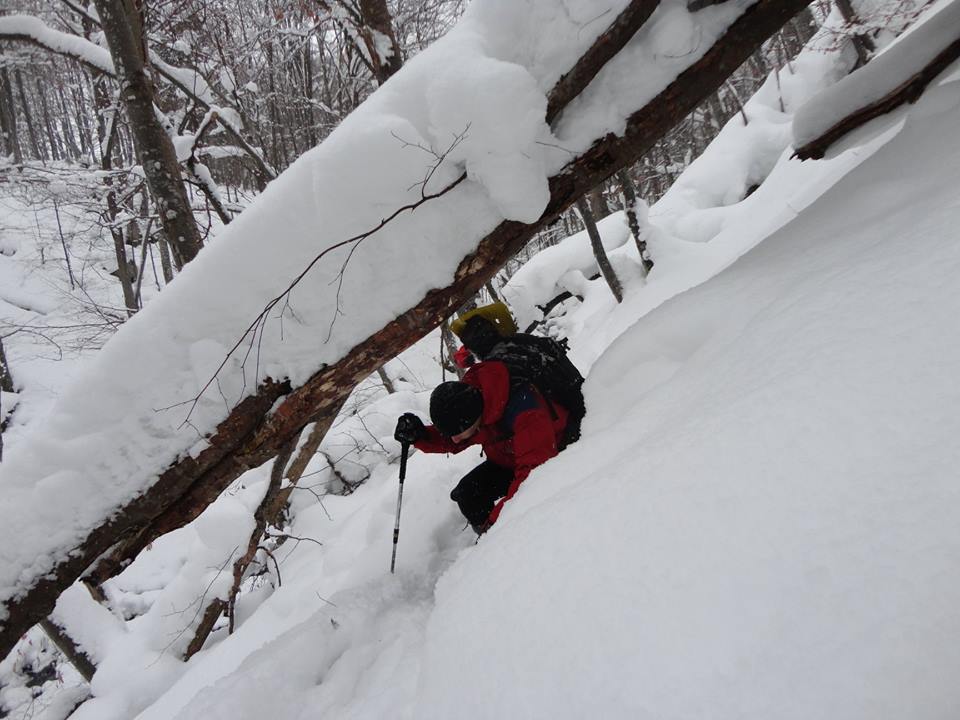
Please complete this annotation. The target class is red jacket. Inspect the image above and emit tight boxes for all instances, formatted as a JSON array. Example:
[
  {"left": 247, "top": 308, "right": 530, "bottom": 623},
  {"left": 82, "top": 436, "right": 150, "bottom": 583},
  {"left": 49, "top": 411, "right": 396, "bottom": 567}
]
[{"left": 414, "top": 360, "right": 568, "bottom": 525}]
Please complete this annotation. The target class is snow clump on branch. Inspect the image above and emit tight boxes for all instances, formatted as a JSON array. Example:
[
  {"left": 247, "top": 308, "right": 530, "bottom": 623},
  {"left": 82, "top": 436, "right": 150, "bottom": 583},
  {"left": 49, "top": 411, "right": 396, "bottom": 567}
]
[{"left": 425, "top": 33, "right": 552, "bottom": 224}]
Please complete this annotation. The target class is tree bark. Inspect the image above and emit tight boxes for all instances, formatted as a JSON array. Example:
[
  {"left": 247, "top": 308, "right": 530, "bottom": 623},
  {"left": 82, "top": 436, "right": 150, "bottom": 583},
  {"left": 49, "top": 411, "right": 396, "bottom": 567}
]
[
  {"left": 13, "top": 71, "right": 42, "bottom": 161},
  {"left": 0, "top": 337, "right": 12, "bottom": 395},
  {"left": 617, "top": 168, "right": 652, "bottom": 275},
  {"left": 546, "top": 0, "right": 660, "bottom": 126},
  {"left": 376, "top": 366, "right": 397, "bottom": 394},
  {"left": 0, "top": 0, "right": 812, "bottom": 661},
  {"left": 156, "top": 233, "right": 175, "bottom": 284},
  {"left": 92, "top": 74, "right": 139, "bottom": 315},
  {"left": 92, "top": 0, "right": 203, "bottom": 268},
  {"left": 441, "top": 321, "right": 464, "bottom": 380},
  {"left": 39, "top": 619, "right": 96, "bottom": 682},
  {"left": 0, "top": 68, "right": 23, "bottom": 163},
  {"left": 577, "top": 199, "right": 624, "bottom": 303},
  {"left": 589, "top": 186, "right": 611, "bottom": 218},
  {"left": 37, "top": 78, "right": 61, "bottom": 161},
  {"left": 0, "top": 336, "right": 12, "bottom": 462},
  {"left": 358, "top": 0, "right": 404, "bottom": 85},
  {"left": 835, "top": 0, "right": 875, "bottom": 68}
]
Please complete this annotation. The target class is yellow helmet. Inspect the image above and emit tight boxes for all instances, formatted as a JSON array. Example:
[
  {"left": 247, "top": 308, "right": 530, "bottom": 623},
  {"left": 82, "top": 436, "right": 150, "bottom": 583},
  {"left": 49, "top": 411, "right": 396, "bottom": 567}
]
[{"left": 450, "top": 301, "right": 517, "bottom": 340}]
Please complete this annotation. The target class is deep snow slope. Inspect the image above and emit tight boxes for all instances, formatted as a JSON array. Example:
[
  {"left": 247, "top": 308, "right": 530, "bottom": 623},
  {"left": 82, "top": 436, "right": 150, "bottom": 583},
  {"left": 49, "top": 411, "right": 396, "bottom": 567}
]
[
  {"left": 130, "top": 55, "right": 960, "bottom": 720},
  {"left": 415, "top": 65, "right": 960, "bottom": 718}
]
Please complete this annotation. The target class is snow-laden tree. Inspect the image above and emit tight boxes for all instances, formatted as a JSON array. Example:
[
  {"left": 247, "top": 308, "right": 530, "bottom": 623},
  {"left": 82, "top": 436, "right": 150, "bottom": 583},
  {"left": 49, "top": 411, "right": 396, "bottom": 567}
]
[{"left": 0, "top": 0, "right": 815, "bottom": 661}]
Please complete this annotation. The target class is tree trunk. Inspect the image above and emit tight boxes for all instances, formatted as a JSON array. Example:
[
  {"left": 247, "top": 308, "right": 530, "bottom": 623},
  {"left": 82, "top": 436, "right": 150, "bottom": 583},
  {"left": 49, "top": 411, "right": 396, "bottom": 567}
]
[
  {"left": 589, "top": 186, "right": 611, "bottom": 218},
  {"left": 13, "top": 71, "right": 42, "bottom": 160},
  {"left": 39, "top": 619, "right": 96, "bottom": 682},
  {"left": 358, "top": 0, "right": 404, "bottom": 85},
  {"left": 440, "top": 320, "right": 465, "bottom": 379},
  {"left": 835, "top": 0, "right": 875, "bottom": 68},
  {"left": 0, "top": 0, "right": 814, "bottom": 661},
  {"left": 156, "top": 233, "right": 175, "bottom": 284},
  {"left": 546, "top": 0, "right": 661, "bottom": 125},
  {"left": 0, "top": 68, "right": 23, "bottom": 163},
  {"left": 577, "top": 199, "right": 624, "bottom": 303},
  {"left": 58, "top": 93, "right": 82, "bottom": 160},
  {"left": 92, "top": 69, "right": 139, "bottom": 315},
  {"left": 0, "top": 337, "right": 12, "bottom": 395},
  {"left": 376, "top": 366, "right": 397, "bottom": 394},
  {"left": 36, "top": 78, "right": 61, "bottom": 161},
  {"left": 303, "top": 41, "right": 318, "bottom": 148},
  {"left": 617, "top": 168, "right": 652, "bottom": 275},
  {"left": 485, "top": 280, "right": 501, "bottom": 304},
  {"left": 0, "top": 336, "right": 12, "bottom": 462},
  {"left": 92, "top": 0, "right": 203, "bottom": 268}
]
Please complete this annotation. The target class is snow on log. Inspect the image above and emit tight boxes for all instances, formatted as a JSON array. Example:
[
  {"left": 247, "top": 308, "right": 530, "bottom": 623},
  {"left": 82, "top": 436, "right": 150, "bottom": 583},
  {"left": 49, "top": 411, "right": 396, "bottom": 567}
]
[
  {"left": 0, "top": 0, "right": 810, "bottom": 659},
  {"left": 793, "top": 0, "right": 960, "bottom": 160},
  {"left": 0, "top": 15, "right": 115, "bottom": 74}
]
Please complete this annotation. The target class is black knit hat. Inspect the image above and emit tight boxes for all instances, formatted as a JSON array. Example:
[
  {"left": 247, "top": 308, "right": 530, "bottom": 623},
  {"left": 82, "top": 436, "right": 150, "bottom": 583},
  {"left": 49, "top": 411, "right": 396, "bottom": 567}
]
[
  {"left": 459, "top": 315, "right": 502, "bottom": 358},
  {"left": 430, "top": 381, "right": 483, "bottom": 437}
]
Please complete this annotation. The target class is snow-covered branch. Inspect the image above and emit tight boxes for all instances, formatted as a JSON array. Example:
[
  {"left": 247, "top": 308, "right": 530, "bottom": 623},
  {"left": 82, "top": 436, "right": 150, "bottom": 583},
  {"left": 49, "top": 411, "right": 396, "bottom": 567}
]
[
  {"left": 793, "top": 2, "right": 960, "bottom": 159},
  {"left": 0, "top": 14, "right": 114, "bottom": 75}
]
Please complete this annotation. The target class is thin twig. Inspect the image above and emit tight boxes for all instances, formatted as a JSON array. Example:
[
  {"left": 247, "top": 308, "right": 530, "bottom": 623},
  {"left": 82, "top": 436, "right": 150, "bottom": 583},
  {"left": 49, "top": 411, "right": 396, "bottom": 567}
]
[{"left": 180, "top": 136, "right": 469, "bottom": 425}]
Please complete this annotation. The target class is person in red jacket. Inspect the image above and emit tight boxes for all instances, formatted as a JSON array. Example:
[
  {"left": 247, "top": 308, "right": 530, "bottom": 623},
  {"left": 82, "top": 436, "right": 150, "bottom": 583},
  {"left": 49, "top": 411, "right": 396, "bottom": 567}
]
[{"left": 394, "top": 360, "right": 569, "bottom": 534}]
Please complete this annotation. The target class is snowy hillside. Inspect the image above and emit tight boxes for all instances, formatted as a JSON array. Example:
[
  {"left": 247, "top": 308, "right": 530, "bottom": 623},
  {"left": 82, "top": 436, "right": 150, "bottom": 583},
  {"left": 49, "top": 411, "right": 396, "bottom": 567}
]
[
  {"left": 128, "top": 12, "right": 960, "bottom": 720},
  {"left": 421, "top": 68, "right": 960, "bottom": 720},
  {"left": 2, "top": 1, "right": 959, "bottom": 718}
]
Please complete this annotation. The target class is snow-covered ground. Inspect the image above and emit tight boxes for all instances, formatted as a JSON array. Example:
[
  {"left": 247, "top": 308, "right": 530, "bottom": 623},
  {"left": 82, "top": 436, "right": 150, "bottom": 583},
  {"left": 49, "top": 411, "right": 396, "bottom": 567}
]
[
  {"left": 3, "top": 0, "right": 959, "bottom": 718},
  {"left": 130, "top": 47, "right": 960, "bottom": 720},
  {"left": 0, "top": 0, "right": 769, "bottom": 620}
]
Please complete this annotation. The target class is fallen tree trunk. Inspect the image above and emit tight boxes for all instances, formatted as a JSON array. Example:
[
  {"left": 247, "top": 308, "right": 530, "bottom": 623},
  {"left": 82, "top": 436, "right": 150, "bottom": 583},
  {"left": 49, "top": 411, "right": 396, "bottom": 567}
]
[
  {"left": 83, "top": 0, "right": 666, "bottom": 589},
  {"left": 0, "top": 0, "right": 811, "bottom": 660},
  {"left": 794, "top": 35, "right": 960, "bottom": 160}
]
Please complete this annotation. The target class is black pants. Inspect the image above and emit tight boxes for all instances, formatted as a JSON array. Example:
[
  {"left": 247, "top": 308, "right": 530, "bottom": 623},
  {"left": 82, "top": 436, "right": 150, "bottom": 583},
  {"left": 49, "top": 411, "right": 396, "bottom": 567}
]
[{"left": 450, "top": 460, "right": 513, "bottom": 528}]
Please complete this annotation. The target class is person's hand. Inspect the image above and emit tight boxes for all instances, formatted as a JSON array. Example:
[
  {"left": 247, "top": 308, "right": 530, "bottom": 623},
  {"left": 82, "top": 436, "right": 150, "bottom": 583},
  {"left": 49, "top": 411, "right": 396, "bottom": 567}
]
[{"left": 394, "top": 413, "right": 425, "bottom": 444}]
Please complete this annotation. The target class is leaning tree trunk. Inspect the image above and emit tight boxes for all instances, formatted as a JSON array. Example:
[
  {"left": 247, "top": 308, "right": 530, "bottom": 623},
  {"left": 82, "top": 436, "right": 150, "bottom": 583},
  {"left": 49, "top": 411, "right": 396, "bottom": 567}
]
[
  {"left": 0, "top": 0, "right": 814, "bottom": 661},
  {"left": 617, "top": 168, "right": 653, "bottom": 276},
  {"left": 92, "top": 0, "right": 202, "bottom": 269},
  {"left": 577, "top": 198, "right": 624, "bottom": 303},
  {"left": 39, "top": 619, "right": 96, "bottom": 682}
]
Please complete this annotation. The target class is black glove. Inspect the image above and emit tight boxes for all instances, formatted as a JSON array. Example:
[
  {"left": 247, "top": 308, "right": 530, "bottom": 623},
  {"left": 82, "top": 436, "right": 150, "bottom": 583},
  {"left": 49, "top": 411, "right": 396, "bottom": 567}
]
[{"left": 394, "top": 413, "right": 425, "bottom": 444}]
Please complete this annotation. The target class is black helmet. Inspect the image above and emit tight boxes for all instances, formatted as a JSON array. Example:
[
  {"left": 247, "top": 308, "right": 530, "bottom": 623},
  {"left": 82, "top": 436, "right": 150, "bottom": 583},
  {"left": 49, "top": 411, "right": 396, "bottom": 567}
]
[{"left": 430, "top": 381, "right": 483, "bottom": 437}]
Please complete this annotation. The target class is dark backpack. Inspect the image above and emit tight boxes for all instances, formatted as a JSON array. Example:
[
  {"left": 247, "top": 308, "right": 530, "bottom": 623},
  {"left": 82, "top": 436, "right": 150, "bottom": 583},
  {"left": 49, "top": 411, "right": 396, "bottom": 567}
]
[{"left": 485, "top": 333, "right": 585, "bottom": 447}]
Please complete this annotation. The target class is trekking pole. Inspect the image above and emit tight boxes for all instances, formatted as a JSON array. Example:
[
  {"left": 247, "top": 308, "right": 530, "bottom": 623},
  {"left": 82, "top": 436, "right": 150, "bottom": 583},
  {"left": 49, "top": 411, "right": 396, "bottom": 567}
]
[{"left": 390, "top": 442, "right": 410, "bottom": 574}]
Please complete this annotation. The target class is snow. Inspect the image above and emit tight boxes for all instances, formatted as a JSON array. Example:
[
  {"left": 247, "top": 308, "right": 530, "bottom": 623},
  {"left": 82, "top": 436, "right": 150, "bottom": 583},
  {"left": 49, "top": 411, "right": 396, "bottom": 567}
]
[
  {"left": 0, "top": 0, "right": 757, "bottom": 626},
  {"left": 554, "top": 1, "right": 755, "bottom": 150},
  {"left": 502, "top": 212, "right": 632, "bottom": 330},
  {"left": 793, "top": 0, "right": 960, "bottom": 148},
  {"left": 416, "top": 65, "right": 960, "bottom": 718},
  {"left": 4, "top": 1, "right": 960, "bottom": 718},
  {"left": 0, "top": 15, "right": 115, "bottom": 75},
  {"left": 117, "top": 55, "right": 960, "bottom": 719}
]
